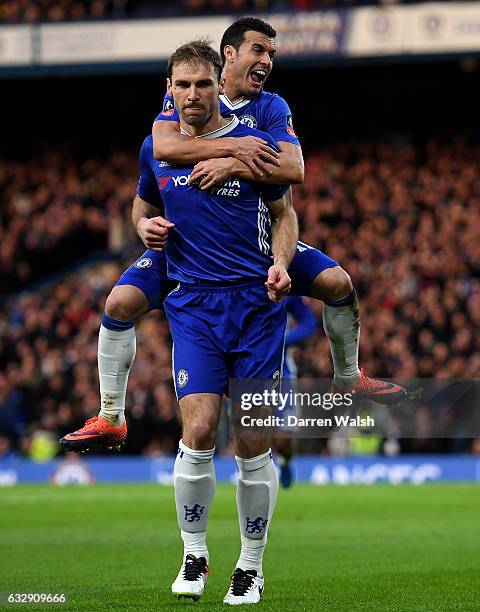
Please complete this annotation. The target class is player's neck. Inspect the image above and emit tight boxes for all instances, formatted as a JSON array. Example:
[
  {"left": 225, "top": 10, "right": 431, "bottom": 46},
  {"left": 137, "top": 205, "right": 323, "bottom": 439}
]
[
  {"left": 180, "top": 112, "right": 229, "bottom": 138},
  {"left": 222, "top": 82, "right": 247, "bottom": 105}
]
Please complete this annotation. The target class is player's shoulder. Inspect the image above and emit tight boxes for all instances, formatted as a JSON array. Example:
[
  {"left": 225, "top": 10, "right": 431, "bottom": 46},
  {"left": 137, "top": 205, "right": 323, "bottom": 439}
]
[
  {"left": 141, "top": 134, "right": 154, "bottom": 151},
  {"left": 231, "top": 122, "right": 277, "bottom": 147},
  {"left": 139, "top": 134, "right": 155, "bottom": 159},
  {"left": 260, "top": 89, "right": 291, "bottom": 111}
]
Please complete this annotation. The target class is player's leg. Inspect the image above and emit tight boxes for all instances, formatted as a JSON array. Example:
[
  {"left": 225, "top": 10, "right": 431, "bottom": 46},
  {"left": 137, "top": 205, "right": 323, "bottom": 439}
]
[
  {"left": 224, "top": 435, "right": 276, "bottom": 606},
  {"left": 164, "top": 284, "right": 228, "bottom": 601},
  {"left": 224, "top": 286, "right": 285, "bottom": 605},
  {"left": 289, "top": 242, "right": 406, "bottom": 403},
  {"left": 172, "top": 393, "right": 221, "bottom": 601},
  {"left": 97, "top": 284, "right": 148, "bottom": 427},
  {"left": 59, "top": 251, "right": 174, "bottom": 452}
]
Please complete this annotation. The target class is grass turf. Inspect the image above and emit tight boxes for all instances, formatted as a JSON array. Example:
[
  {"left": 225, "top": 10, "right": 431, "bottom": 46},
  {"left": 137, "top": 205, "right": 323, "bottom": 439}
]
[{"left": 0, "top": 483, "right": 479, "bottom": 611}]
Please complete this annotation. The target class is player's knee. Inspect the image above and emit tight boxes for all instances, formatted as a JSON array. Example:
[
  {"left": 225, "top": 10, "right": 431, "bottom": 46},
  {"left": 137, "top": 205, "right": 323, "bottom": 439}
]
[
  {"left": 184, "top": 420, "right": 217, "bottom": 449},
  {"left": 234, "top": 437, "right": 270, "bottom": 459},
  {"left": 105, "top": 289, "right": 137, "bottom": 321},
  {"left": 315, "top": 266, "right": 353, "bottom": 302}
]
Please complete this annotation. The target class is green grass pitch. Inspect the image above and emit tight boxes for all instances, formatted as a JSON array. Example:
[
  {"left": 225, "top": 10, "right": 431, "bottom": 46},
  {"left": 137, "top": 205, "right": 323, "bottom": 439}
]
[{"left": 0, "top": 483, "right": 479, "bottom": 611}]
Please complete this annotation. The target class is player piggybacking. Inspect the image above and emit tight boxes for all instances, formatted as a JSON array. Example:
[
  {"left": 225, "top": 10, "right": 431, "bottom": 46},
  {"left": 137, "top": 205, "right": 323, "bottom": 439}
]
[{"left": 60, "top": 17, "right": 405, "bottom": 456}]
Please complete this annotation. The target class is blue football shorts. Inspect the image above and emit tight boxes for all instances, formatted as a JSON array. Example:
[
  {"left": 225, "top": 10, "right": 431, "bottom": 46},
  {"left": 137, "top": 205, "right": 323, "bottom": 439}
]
[
  {"left": 114, "top": 249, "right": 175, "bottom": 310},
  {"left": 114, "top": 243, "right": 338, "bottom": 311},
  {"left": 164, "top": 280, "right": 287, "bottom": 400},
  {"left": 288, "top": 241, "right": 338, "bottom": 297}
]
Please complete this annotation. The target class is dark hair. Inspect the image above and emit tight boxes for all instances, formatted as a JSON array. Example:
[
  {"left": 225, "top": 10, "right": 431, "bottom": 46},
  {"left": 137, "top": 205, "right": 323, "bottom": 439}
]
[
  {"left": 220, "top": 18, "right": 276, "bottom": 65},
  {"left": 168, "top": 40, "right": 223, "bottom": 83}
]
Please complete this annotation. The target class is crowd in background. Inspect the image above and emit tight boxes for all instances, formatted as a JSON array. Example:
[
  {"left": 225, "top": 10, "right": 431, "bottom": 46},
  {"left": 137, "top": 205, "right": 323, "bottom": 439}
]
[
  {"left": 0, "top": 149, "right": 135, "bottom": 294},
  {"left": 1, "top": 134, "right": 479, "bottom": 458},
  {"left": 0, "top": 0, "right": 116, "bottom": 22},
  {"left": 0, "top": 0, "right": 449, "bottom": 23}
]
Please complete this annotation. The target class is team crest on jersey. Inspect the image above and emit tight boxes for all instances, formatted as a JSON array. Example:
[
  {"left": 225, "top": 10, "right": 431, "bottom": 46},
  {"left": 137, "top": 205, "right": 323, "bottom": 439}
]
[
  {"left": 239, "top": 114, "right": 257, "bottom": 128},
  {"left": 286, "top": 114, "right": 296, "bottom": 137},
  {"left": 135, "top": 258, "right": 153, "bottom": 269},
  {"left": 177, "top": 369, "right": 189, "bottom": 388}
]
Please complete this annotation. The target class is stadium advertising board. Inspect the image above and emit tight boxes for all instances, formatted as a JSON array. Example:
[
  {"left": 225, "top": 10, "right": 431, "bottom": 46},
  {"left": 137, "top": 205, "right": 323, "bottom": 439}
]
[
  {"left": 3, "top": 3, "right": 480, "bottom": 70},
  {"left": 345, "top": 6, "right": 408, "bottom": 56},
  {"left": 39, "top": 17, "right": 230, "bottom": 64},
  {"left": 346, "top": 2, "right": 480, "bottom": 56},
  {"left": 409, "top": 2, "right": 480, "bottom": 53},
  {"left": 0, "top": 26, "right": 32, "bottom": 65},
  {"left": 264, "top": 11, "right": 348, "bottom": 57},
  {"left": 0, "top": 456, "right": 478, "bottom": 485}
]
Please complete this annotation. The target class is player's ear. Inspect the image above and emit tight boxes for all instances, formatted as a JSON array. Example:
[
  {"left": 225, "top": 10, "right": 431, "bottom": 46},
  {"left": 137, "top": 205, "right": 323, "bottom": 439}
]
[
  {"left": 166, "top": 78, "right": 172, "bottom": 95},
  {"left": 224, "top": 45, "right": 236, "bottom": 64}
]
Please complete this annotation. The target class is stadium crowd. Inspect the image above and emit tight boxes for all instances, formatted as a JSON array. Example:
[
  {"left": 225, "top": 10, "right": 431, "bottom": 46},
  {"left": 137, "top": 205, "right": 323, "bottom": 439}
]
[
  {"left": 0, "top": 149, "right": 135, "bottom": 294},
  {"left": 1, "top": 134, "right": 479, "bottom": 458},
  {"left": 0, "top": 0, "right": 114, "bottom": 22},
  {"left": 0, "top": 0, "right": 443, "bottom": 23}
]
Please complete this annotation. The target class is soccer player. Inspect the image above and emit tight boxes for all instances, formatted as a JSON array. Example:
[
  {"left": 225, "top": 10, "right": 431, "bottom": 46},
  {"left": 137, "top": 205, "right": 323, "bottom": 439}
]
[
  {"left": 153, "top": 18, "right": 404, "bottom": 403},
  {"left": 137, "top": 41, "right": 295, "bottom": 604},
  {"left": 60, "top": 17, "right": 406, "bottom": 453},
  {"left": 275, "top": 296, "right": 318, "bottom": 488}
]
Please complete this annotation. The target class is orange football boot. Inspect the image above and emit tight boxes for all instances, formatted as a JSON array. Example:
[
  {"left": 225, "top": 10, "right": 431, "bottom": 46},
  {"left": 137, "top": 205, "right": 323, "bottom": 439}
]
[
  {"left": 333, "top": 369, "right": 407, "bottom": 406},
  {"left": 59, "top": 416, "right": 127, "bottom": 452}
]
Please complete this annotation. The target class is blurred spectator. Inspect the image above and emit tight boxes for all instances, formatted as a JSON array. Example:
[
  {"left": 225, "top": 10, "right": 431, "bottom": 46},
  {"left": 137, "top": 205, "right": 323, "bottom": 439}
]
[
  {"left": 0, "top": 149, "right": 134, "bottom": 292},
  {"left": 0, "top": 0, "right": 114, "bottom": 23}
]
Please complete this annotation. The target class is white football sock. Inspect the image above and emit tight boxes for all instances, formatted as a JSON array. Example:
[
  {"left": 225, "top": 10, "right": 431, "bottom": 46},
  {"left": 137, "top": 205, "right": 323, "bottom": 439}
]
[
  {"left": 97, "top": 324, "right": 136, "bottom": 425},
  {"left": 323, "top": 300, "right": 361, "bottom": 390},
  {"left": 174, "top": 440, "right": 215, "bottom": 562},
  {"left": 235, "top": 449, "right": 278, "bottom": 575}
]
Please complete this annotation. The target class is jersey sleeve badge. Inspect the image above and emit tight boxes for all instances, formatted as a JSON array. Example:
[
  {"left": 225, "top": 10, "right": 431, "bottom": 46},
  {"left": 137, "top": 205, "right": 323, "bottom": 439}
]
[
  {"left": 163, "top": 98, "right": 174, "bottom": 112},
  {"left": 286, "top": 114, "right": 296, "bottom": 137}
]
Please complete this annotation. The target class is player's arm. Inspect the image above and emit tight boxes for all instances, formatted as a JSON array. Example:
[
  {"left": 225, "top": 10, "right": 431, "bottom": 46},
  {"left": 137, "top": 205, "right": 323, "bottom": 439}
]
[
  {"left": 192, "top": 96, "right": 305, "bottom": 186},
  {"left": 217, "top": 141, "right": 303, "bottom": 184},
  {"left": 190, "top": 121, "right": 303, "bottom": 190},
  {"left": 263, "top": 95, "right": 304, "bottom": 183},
  {"left": 132, "top": 195, "right": 174, "bottom": 252},
  {"left": 190, "top": 147, "right": 302, "bottom": 189},
  {"left": 135, "top": 137, "right": 174, "bottom": 252},
  {"left": 265, "top": 189, "right": 299, "bottom": 302},
  {"left": 275, "top": 141, "right": 304, "bottom": 184},
  {"left": 152, "top": 119, "right": 280, "bottom": 177}
]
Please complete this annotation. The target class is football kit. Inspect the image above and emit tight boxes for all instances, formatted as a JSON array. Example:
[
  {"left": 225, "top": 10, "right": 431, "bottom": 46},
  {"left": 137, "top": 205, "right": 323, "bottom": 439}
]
[
  {"left": 136, "top": 117, "right": 289, "bottom": 399},
  {"left": 115, "top": 89, "right": 338, "bottom": 307}
]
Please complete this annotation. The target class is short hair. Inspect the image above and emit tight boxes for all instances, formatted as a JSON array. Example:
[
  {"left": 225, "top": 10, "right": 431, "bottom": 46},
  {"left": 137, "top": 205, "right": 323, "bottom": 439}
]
[
  {"left": 220, "top": 17, "right": 276, "bottom": 65},
  {"left": 168, "top": 40, "right": 223, "bottom": 83}
]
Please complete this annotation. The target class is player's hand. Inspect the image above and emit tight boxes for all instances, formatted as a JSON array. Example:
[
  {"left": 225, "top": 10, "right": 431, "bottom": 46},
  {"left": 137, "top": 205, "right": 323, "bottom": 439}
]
[
  {"left": 233, "top": 136, "right": 281, "bottom": 177},
  {"left": 136, "top": 216, "right": 175, "bottom": 251},
  {"left": 265, "top": 264, "right": 291, "bottom": 302},
  {"left": 189, "top": 159, "right": 234, "bottom": 190}
]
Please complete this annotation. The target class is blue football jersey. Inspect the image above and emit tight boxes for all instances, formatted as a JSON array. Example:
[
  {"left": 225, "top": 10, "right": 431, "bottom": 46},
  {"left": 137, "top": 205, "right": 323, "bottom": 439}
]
[
  {"left": 156, "top": 90, "right": 300, "bottom": 146},
  {"left": 137, "top": 115, "right": 289, "bottom": 284}
]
